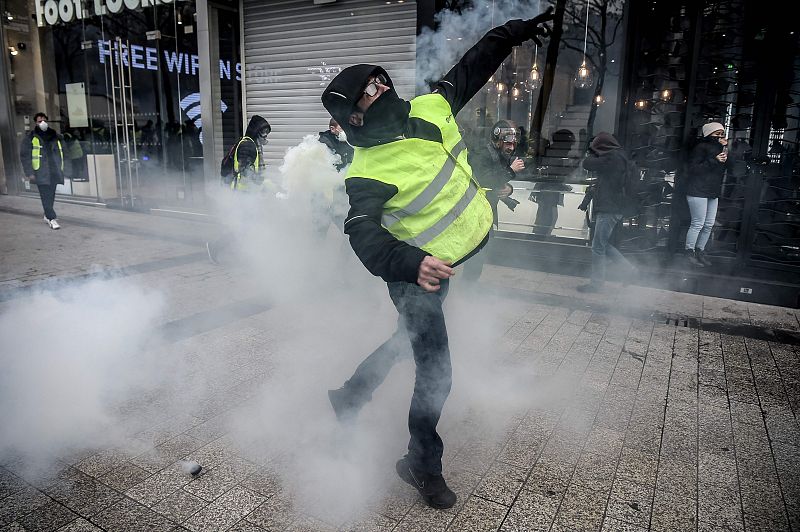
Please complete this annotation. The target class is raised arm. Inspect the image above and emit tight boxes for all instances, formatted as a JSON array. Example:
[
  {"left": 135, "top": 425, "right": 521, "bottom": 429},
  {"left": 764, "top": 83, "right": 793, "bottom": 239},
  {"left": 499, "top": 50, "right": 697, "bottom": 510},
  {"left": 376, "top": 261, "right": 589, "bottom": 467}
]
[{"left": 433, "top": 9, "right": 554, "bottom": 115}]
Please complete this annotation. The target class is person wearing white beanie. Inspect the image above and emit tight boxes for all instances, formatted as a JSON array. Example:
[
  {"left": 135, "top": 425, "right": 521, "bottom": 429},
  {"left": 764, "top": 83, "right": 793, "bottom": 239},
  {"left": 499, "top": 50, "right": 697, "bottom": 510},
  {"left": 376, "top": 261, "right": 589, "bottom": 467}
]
[{"left": 684, "top": 121, "right": 728, "bottom": 267}]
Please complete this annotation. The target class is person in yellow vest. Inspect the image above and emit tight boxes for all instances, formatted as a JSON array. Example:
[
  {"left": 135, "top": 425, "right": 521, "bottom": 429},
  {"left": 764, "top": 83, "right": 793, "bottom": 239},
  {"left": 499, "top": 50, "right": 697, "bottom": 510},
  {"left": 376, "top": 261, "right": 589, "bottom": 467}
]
[
  {"left": 19, "top": 112, "right": 65, "bottom": 229},
  {"left": 207, "top": 115, "right": 272, "bottom": 264},
  {"left": 321, "top": 10, "right": 554, "bottom": 509},
  {"left": 222, "top": 115, "right": 271, "bottom": 191}
]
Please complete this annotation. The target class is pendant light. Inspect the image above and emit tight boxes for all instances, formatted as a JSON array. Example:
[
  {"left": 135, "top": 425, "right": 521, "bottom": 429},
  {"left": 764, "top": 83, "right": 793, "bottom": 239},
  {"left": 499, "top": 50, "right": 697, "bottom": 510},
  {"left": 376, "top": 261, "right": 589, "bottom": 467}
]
[
  {"left": 573, "top": 0, "right": 594, "bottom": 89},
  {"left": 528, "top": 44, "right": 542, "bottom": 91}
]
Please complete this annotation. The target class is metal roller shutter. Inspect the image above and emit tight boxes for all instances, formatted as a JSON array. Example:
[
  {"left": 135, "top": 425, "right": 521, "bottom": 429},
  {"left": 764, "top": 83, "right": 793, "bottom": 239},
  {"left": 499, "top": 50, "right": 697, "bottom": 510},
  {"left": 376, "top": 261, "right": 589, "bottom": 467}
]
[{"left": 242, "top": 0, "right": 417, "bottom": 167}]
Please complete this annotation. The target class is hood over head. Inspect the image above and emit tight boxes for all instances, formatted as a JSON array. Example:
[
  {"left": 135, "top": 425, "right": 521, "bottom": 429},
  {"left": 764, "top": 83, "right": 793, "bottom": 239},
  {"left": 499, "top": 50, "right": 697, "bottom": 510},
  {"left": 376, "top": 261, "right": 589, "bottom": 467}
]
[
  {"left": 245, "top": 115, "right": 271, "bottom": 139},
  {"left": 321, "top": 64, "right": 409, "bottom": 147},
  {"left": 590, "top": 132, "right": 622, "bottom": 154}
]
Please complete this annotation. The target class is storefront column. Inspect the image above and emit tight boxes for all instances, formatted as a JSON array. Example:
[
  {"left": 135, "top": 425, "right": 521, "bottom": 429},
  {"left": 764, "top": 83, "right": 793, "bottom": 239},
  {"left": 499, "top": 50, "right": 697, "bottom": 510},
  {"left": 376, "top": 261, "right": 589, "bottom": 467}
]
[
  {"left": 196, "top": 0, "right": 218, "bottom": 190},
  {"left": 0, "top": 21, "right": 18, "bottom": 194}
]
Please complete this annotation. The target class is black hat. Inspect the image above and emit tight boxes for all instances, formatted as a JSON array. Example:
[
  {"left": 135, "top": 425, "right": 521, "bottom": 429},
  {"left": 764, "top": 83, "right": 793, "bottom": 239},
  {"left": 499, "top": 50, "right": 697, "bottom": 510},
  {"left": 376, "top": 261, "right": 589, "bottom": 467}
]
[{"left": 321, "top": 64, "right": 393, "bottom": 137}]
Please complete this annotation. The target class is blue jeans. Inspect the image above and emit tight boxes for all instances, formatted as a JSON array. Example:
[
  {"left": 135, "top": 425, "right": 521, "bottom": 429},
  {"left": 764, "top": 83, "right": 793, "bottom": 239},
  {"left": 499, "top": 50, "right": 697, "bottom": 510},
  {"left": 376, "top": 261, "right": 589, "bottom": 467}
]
[
  {"left": 591, "top": 212, "right": 633, "bottom": 285},
  {"left": 339, "top": 280, "right": 451, "bottom": 474},
  {"left": 685, "top": 196, "right": 718, "bottom": 251}
]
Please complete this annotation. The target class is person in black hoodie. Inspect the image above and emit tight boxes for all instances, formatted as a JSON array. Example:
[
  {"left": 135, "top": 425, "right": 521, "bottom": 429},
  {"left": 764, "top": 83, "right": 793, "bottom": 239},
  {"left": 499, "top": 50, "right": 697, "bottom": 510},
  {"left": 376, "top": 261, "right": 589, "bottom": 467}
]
[
  {"left": 318, "top": 118, "right": 353, "bottom": 171},
  {"left": 226, "top": 115, "right": 271, "bottom": 190},
  {"left": 207, "top": 115, "right": 271, "bottom": 264},
  {"left": 20, "top": 112, "right": 64, "bottom": 229},
  {"left": 576, "top": 132, "right": 636, "bottom": 293},
  {"left": 684, "top": 122, "right": 728, "bottom": 267},
  {"left": 320, "top": 10, "right": 554, "bottom": 509}
]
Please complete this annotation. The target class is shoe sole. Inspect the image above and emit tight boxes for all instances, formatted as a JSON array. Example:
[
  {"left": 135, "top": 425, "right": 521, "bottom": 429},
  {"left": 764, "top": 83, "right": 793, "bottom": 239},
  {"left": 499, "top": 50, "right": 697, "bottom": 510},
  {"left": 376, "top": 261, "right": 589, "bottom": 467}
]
[{"left": 395, "top": 460, "right": 455, "bottom": 510}]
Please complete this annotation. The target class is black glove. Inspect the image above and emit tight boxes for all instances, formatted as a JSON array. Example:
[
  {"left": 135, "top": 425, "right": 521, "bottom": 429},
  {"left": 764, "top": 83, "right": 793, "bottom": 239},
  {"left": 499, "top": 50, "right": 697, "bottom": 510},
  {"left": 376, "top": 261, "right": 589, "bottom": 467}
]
[
  {"left": 577, "top": 196, "right": 591, "bottom": 211},
  {"left": 523, "top": 7, "right": 555, "bottom": 46},
  {"left": 500, "top": 196, "right": 520, "bottom": 211}
]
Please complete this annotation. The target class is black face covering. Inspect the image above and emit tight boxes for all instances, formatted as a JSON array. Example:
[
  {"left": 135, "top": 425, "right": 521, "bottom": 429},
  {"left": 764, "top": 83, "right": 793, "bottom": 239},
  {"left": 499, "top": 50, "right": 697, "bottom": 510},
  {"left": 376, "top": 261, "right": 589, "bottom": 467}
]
[{"left": 350, "top": 90, "right": 411, "bottom": 147}]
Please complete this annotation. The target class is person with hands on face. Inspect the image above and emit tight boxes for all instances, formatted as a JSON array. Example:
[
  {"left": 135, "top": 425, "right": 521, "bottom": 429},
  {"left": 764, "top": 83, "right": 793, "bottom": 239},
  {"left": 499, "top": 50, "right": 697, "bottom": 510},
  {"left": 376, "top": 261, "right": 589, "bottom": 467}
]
[
  {"left": 684, "top": 122, "right": 729, "bottom": 268},
  {"left": 321, "top": 9, "right": 554, "bottom": 510}
]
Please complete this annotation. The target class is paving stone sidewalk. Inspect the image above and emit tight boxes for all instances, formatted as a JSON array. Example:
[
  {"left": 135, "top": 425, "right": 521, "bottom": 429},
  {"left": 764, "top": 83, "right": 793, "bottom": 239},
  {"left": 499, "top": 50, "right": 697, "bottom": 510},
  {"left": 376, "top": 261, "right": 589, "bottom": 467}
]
[{"left": 0, "top": 195, "right": 798, "bottom": 532}]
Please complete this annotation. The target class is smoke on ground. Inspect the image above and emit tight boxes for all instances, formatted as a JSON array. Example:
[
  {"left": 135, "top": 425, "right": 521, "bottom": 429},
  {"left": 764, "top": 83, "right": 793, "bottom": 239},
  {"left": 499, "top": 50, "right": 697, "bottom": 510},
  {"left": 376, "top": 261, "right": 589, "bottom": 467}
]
[{"left": 1, "top": 126, "right": 577, "bottom": 522}]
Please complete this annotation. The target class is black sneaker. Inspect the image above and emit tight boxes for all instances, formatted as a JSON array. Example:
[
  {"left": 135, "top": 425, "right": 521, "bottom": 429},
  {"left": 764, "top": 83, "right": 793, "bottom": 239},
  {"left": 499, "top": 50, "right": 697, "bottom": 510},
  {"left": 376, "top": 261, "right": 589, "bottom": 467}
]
[
  {"left": 685, "top": 248, "right": 704, "bottom": 268},
  {"left": 395, "top": 456, "right": 457, "bottom": 509},
  {"left": 695, "top": 249, "right": 712, "bottom": 267},
  {"left": 576, "top": 283, "right": 602, "bottom": 293},
  {"left": 327, "top": 387, "right": 364, "bottom": 422}
]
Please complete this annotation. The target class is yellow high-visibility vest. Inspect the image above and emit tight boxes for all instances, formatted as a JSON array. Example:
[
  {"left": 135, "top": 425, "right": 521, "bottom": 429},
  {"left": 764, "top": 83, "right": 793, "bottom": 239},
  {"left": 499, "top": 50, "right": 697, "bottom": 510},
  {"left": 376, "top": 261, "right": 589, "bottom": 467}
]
[
  {"left": 232, "top": 136, "right": 259, "bottom": 190},
  {"left": 346, "top": 93, "right": 492, "bottom": 264},
  {"left": 31, "top": 136, "right": 64, "bottom": 172}
]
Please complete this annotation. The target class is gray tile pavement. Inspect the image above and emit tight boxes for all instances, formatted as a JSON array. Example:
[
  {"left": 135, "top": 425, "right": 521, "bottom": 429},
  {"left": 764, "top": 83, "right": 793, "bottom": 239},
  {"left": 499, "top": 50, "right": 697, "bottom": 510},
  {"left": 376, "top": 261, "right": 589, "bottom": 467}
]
[{"left": 0, "top": 195, "right": 798, "bottom": 531}]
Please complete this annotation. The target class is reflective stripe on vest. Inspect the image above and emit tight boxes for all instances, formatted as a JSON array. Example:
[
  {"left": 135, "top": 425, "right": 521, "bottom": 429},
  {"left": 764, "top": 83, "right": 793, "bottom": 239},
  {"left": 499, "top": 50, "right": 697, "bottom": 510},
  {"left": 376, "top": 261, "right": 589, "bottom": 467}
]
[
  {"left": 31, "top": 136, "right": 64, "bottom": 172},
  {"left": 346, "top": 93, "right": 492, "bottom": 263},
  {"left": 232, "top": 136, "right": 259, "bottom": 190}
]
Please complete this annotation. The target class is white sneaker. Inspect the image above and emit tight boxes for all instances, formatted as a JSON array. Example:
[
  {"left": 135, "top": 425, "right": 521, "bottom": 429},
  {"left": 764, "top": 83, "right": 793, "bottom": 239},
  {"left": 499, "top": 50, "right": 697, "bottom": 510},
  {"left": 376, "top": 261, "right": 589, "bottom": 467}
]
[
  {"left": 43, "top": 216, "right": 50, "bottom": 225},
  {"left": 49, "top": 219, "right": 60, "bottom": 230}
]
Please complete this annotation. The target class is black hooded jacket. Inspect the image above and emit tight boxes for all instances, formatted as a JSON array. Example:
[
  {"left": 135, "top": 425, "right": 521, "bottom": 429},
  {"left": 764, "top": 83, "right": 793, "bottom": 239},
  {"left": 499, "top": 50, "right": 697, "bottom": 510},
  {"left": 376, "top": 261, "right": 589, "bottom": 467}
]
[
  {"left": 322, "top": 19, "right": 547, "bottom": 283},
  {"left": 20, "top": 127, "right": 64, "bottom": 186},
  {"left": 236, "top": 115, "right": 270, "bottom": 174},
  {"left": 686, "top": 136, "right": 728, "bottom": 198},
  {"left": 582, "top": 132, "right": 628, "bottom": 214}
]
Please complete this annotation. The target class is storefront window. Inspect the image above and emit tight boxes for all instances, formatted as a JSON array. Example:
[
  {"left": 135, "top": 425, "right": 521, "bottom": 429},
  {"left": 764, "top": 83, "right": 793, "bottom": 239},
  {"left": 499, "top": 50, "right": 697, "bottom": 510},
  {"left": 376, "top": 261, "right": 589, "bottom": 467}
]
[
  {"left": 3, "top": 0, "right": 241, "bottom": 208},
  {"left": 456, "top": 0, "right": 628, "bottom": 242}
]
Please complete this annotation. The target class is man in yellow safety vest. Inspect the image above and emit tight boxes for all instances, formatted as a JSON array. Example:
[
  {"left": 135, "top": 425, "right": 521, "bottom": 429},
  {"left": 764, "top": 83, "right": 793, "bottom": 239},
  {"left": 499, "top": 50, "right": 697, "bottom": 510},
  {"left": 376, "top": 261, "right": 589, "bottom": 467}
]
[
  {"left": 20, "top": 112, "right": 65, "bottom": 229},
  {"left": 321, "top": 9, "right": 554, "bottom": 509}
]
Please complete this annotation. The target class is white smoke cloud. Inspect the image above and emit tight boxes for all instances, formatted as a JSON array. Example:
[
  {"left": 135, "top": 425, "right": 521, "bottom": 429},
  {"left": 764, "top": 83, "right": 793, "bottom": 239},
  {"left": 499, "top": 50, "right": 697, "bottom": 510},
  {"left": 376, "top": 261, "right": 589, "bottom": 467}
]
[
  {"left": 416, "top": 0, "right": 544, "bottom": 92},
  {"left": 0, "top": 277, "right": 168, "bottom": 477}
]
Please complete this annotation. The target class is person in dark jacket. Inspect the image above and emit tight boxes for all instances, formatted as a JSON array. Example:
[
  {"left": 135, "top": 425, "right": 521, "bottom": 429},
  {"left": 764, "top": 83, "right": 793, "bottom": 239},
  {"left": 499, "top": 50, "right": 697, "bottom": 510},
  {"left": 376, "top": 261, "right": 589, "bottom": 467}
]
[
  {"left": 321, "top": 10, "right": 554, "bottom": 510},
  {"left": 576, "top": 132, "right": 636, "bottom": 292},
  {"left": 318, "top": 118, "right": 354, "bottom": 171},
  {"left": 207, "top": 115, "right": 271, "bottom": 264},
  {"left": 462, "top": 120, "right": 522, "bottom": 282},
  {"left": 20, "top": 112, "right": 64, "bottom": 229},
  {"left": 684, "top": 122, "right": 728, "bottom": 267},
  {"left": 226, "top": 114, "right": 271, "bottom": 190}
]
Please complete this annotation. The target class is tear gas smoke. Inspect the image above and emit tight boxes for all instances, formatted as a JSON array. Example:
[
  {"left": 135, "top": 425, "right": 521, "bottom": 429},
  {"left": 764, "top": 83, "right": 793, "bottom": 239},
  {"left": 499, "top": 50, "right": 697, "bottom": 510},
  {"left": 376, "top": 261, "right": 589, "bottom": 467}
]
[
  {"left": 416, "top": 0, "right": 543, "bottom": 92},
  {"left": 0, "top": 128, "right": 581, "bottom": 521},
  {"left": 0, "top": 277, "right": 167, "bottom": 478}
]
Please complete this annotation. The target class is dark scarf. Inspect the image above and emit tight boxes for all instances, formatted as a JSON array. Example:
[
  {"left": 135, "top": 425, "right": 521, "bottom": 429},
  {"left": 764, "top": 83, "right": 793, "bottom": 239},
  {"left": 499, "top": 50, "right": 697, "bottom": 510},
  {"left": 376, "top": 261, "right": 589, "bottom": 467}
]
[{"left": 353, "top": 91, "right": 411, "bottom": 147}]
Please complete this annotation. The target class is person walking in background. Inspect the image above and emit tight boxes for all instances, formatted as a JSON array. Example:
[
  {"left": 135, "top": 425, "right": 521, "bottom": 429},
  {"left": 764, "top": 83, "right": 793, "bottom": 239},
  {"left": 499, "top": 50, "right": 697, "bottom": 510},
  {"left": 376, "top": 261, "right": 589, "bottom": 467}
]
[
  {"left": 684, "top": 122, "right": 728, "bottom": 267},
  {"left": 462, "top": 120, "right": 522, "bottom": 282},
  {"left": 576, "top": 132, "right": 636, "bottom": 293},
  {"left": 207, "top": 115, "right": 272, "bottom": 264},
  {"left": 320, "top": 9, "right": 554, "bottom": 509},
  {"left": 20, "top": 112, "right": 64, "bottom": 230},
  {"left": 221, "top": 115, "right": 271, "bottom": 191}
]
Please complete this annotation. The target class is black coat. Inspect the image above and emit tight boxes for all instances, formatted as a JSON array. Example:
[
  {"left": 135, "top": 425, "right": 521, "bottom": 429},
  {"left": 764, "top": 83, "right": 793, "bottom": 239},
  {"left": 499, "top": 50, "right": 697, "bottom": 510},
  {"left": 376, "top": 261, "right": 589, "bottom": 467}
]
[
  {"left": 341, "top": 20, "right": 540, "bottom": 283},
  {"left": 318, "top": 130, "right": 354, "bottom": 170},
  {"left": 686, "top": 137, "right": 727, "bottom": 198},
  {"left": 582, "top": 150, "right": 627, "bottom": 214},
  {"left": 19, "top": 128, "right": 64, "bottom": 186},
  {"left": 468, "top": 143, "right": 515, "bottom": 225}
]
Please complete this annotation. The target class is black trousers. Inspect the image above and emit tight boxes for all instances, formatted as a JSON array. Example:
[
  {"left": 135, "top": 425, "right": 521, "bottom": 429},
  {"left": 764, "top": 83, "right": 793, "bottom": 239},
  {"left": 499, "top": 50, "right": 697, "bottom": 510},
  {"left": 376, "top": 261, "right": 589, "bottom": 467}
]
[
  {"left": 341, "top": 279, "right": 451, "bottom": 474},
  {"left": 37, "top": 184, "right": 57, "bottom": 221}
]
